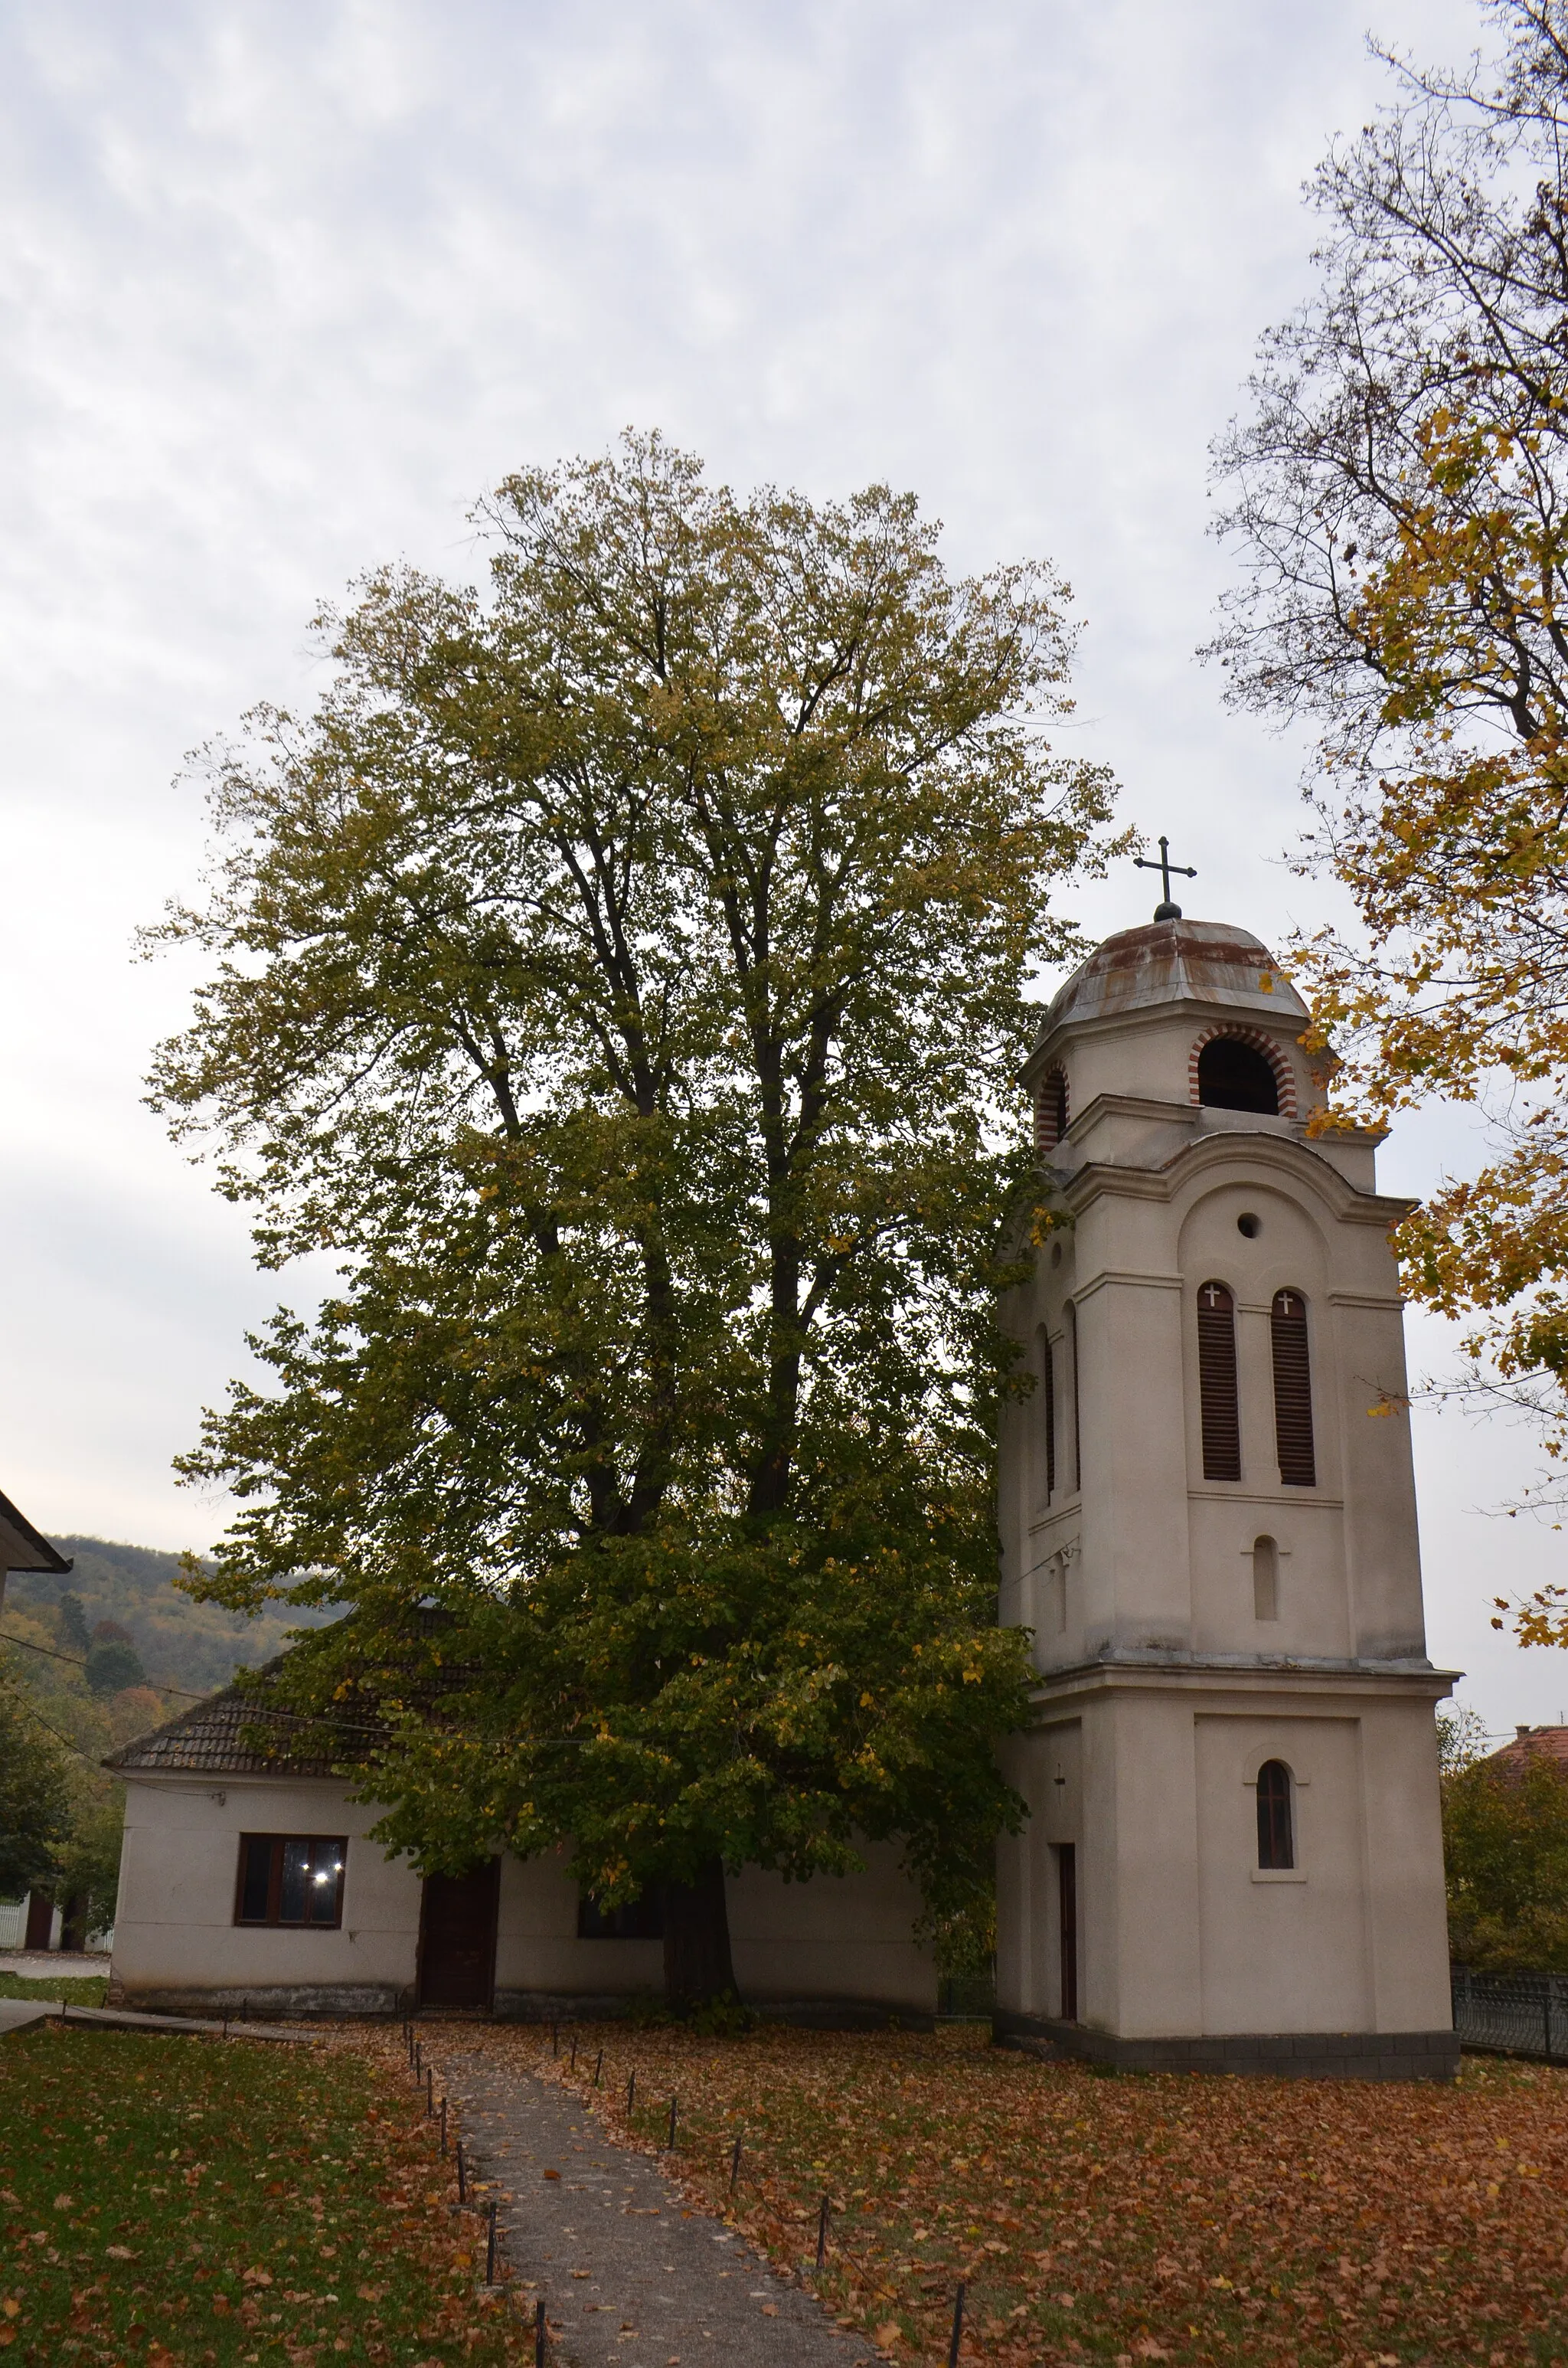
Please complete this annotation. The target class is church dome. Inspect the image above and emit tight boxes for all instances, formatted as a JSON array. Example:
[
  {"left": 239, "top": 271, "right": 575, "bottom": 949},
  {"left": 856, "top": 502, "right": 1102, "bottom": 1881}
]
[{"left": 1040, "top": 917, "right": 1309, "bottom": 1039}]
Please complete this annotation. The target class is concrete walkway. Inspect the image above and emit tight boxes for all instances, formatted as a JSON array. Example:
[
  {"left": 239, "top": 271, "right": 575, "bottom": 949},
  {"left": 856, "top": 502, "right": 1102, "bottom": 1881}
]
[
  {"left": 0, "top": 1951, "right": 108, "bottom": 1980},
  {"left": 0, "top": 2000, "right": 315, "bottom": 2045},
  {"left": 439, "top": 2046, "right": 877, "bottom": 2368},
  {"left": 0, "top": 2000, "right": 56, "bottom": 2034}
]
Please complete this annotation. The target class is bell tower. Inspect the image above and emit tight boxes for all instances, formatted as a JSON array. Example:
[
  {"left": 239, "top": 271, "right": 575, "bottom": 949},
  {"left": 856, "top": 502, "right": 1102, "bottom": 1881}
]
[{"left": 994, "top": 907, "right": 1458, "bottom": 2078}]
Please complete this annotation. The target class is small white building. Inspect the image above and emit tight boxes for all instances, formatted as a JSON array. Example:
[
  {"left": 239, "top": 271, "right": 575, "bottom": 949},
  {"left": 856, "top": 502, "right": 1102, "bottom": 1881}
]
[
  {"left": 994, "top": 911, "right": 1459, "bottom": 2079},
  {"left": 105, "top": 1685, "right": 936, "bottom": 2022}
]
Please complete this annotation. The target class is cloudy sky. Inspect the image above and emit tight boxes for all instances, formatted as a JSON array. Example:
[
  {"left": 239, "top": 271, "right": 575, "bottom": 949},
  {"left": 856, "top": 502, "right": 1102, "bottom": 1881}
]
[{"left": 5, "top": 0, "right": 1560, "bottom": 1733}]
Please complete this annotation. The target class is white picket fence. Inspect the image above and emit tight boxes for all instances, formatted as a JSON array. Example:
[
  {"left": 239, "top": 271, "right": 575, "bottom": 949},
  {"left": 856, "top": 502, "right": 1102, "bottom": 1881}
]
[{"left": 0, "top": 1898, "right": 113, "bottom": 1954}]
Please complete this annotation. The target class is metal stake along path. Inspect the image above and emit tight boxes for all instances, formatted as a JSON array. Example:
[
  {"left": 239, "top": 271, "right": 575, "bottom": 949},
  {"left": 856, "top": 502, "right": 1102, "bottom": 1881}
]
[{"left": 436, "top": 2043, "right": 874, "bottom": 2367}]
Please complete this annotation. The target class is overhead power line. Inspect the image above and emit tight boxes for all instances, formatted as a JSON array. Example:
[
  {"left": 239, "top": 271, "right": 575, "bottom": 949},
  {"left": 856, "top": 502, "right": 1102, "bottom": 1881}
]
[{"left": 0, "top": 1627, "right": 214, "bottom": 1701}]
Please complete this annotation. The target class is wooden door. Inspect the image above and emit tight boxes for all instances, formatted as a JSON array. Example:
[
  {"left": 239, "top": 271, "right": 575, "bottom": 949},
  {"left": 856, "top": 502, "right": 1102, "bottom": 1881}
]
[
  {"left": 416, "top": 1862, "right": 499, "bottom": 2010},
  {"left": 1057, "top": 1844, "right": 1077, "bottom": 2023}
]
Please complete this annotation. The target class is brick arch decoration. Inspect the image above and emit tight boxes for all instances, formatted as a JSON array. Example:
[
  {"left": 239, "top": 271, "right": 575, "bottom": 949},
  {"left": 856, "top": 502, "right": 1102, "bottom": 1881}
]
[{"left": 1188, "top": 1024, "right": 1297, "bottom": 1118}]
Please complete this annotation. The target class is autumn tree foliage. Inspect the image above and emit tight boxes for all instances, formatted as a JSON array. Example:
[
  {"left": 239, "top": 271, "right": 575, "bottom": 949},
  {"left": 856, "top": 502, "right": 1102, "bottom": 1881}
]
[
  {"left": 152, "top": 435, "right": 1119, "bottom": 2000},
  {"left": 1443, "top": 1732, "right": 1568, "bottom": 1967},
  {"left": 0, "top": 1680, "right": 70, "bottom": 1902},
  {"left": 1211, "top": 1, "right": 1568, "bottom": 1608}
]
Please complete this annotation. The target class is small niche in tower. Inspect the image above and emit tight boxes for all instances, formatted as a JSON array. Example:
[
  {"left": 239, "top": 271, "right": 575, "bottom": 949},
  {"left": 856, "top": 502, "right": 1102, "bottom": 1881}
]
[
  {"left": 1198, "top": 1036, "right": 1279, "bottom": 1114},
  {"left": 1252, "top": 1535, "right": 1279, "bottom": 1622}
]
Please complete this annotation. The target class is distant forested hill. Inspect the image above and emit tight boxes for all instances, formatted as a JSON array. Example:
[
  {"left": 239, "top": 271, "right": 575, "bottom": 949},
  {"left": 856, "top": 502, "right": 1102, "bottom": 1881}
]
[{"left": 6, "top": 1536, "right": 334, "bottom": 1698}]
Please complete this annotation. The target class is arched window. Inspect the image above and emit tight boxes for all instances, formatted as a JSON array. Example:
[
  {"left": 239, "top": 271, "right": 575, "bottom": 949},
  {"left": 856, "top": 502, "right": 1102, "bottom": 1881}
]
[
  {"left": 1198, "top": 1036, "right": 1279, "bottom": 1114},
  {"left": 1042, "top": 1333, "right": 1057, "bottom": 1500},
  {"left": 1252, "top": 1535, "right": 1279, "bottom": 1622},
  {"left": 1065, "top": 1300, "right": 1081, "bottom": 1493},
  {"left": 1256, "top": 1760, "right": 1294, "bottom": 1869},
  {"left": 1196, "top": 1280, "right": 1241, "bottom": 1481},
  {"left": 1037, "top": 1068, "right": 1069, "bottom": 1154},
  {"left": 1271, "top": 1289, "right": 1316, "bottom": 1486}
]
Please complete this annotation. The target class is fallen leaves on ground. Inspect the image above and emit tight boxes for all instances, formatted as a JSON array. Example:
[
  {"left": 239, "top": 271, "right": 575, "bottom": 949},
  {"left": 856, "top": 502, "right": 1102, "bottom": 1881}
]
[
  {"left": 409, "top": 2019, "right": 1568, "bottom": 2365},
  {"left": 0, "top": 2022, "right": 523, "bottom": 2363}
]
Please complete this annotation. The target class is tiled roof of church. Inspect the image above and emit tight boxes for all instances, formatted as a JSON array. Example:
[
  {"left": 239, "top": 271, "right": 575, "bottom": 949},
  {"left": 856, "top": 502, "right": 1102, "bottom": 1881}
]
[{"left": 104, "top": 1662, "right": 337, "bottom": 1778}]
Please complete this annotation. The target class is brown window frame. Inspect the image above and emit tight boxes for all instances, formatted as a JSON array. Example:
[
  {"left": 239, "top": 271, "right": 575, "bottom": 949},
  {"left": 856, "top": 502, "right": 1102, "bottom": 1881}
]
[
  {"left": 1196, "top": 1280, "right": 1242, "bottom": 1482},
  {"left": 234, "top": 1833, "right": 348, "bottom": 1929}
]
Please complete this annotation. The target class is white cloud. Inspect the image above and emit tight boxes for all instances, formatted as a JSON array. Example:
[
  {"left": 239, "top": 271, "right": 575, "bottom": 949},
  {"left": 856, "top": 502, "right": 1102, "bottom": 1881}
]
[{"left": 5, "top": 0, "right": 1550, "bottom": 1727}]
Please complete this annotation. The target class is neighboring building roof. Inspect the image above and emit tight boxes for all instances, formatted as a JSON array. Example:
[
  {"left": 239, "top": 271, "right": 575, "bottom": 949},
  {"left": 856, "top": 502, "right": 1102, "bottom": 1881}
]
[
  {"left": 105, "top": 1663, "right": 337, "bottom": 1778},
  {"left": 1040, "top": 917, "right": 1311, "bottom": 1040},
  {"left": 0, "top": 1489, "right": 72, "bottom": 1575},
  {"left": 1487, "top": 1723, "right": 1568, "bottom": 1773}
]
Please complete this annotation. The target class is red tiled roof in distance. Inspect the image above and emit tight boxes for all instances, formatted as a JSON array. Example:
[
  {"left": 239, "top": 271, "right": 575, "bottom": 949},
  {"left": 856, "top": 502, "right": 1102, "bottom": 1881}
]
[{"left": 1485, "top": 1724, "right": 1568, "bottom": 1774}]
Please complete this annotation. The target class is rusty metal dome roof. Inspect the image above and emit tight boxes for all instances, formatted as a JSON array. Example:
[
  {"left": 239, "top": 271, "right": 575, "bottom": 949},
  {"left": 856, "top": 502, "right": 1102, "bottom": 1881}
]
[{"left": 1040, "top": 917, "right": 1310, "bottom": 1038}]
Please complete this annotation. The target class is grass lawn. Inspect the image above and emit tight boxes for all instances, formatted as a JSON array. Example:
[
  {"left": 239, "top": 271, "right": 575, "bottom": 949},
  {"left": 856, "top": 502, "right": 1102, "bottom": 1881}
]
[
  {"left": 0, "top": 2023, "right": 523, "bottom": 2366},
  {"left": 436, "top": 2020, "right": 1568, "bottom": 2365},
  {"left": 0, "top": 1975, "right": 107, "bottom": 2006}
]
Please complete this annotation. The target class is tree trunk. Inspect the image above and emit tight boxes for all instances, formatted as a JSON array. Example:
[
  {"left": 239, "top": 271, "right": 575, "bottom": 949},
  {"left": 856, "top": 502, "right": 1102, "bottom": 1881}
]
[
  {"left": 59, "top": 1892, "right": 90, "bottom": 1954},
  {"left": 661, "top": 1858, "right": 737, "bottom": 2008}
]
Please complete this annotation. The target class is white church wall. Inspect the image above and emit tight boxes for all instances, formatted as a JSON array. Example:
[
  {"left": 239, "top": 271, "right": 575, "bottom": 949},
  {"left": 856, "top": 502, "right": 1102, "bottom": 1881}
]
[
  {"left": 1333, "top": 1297, "right": 1428, "bottom": 1657},
  {"left": 727, "top": 1846, "right": 936, "bottom": 2013},
  {"left": 995, "top": 1722, "right": 1081, "bottom": 2023},
  {"left": 112, "top": 1778, "right": 935, "bottom": 2020},
  {"left": 1359, "top": 1702, "right": 1453, "bottom": 2032},
  {"left": 1077, "top": 1264, "right": 1191, "bottom": 1653},
  {"left": 1099, "top": 1693, "right": 1204, "bottom": 2041},
  {"left": 1195, "top": 1714, "right": 1373, "bottom": 2035},
  {"left": 111, "top": 1774, "right": 419, "bottom": 2013}
]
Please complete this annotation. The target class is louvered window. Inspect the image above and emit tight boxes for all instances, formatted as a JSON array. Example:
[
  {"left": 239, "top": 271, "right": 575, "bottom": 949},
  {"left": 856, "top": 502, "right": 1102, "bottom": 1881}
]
[
  {"left": 1196, "top": 1280, "right": 1241, "bottom": 1481},
  {"left": 1042, "top": 1334, "right": 1057, "bottom": 1500},
  {"left": 1256, "top": 1761, "right": 1294, "bottom": 1869},
  {"left": 1271, "top": 1288, "right": 1316, "bottom": 1486},
  {"left": 1037, "top": 1068, "right": 1069, "bottom": 1154}
]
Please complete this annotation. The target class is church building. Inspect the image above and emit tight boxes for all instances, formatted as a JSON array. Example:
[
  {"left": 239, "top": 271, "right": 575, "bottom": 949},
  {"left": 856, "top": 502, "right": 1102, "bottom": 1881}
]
[
  {"left": 994, "top": 897, "right": 1459, "bottom": 2078},
  {"left": 99, "top": 888, "right": 1459, "bottom": 2063}
]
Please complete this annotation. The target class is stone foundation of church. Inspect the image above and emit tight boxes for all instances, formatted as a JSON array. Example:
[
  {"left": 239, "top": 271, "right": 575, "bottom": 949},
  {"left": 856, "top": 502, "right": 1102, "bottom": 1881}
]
[
  {"left": 496, "top": 1989, "right": 931, "bottom": 2029},
  {"left": 104, "top": 1977, "right": 932, "bottom": 2029},
  {"left": 994, "top": 2009, "right": 1460, "bottom": 2081},
  {"left": 106, "top": 1980, "right": 403, "bottom": 2020}
]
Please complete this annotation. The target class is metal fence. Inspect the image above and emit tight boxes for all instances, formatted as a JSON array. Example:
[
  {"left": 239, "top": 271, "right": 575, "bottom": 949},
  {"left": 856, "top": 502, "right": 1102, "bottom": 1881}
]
[
  {"left": 936, "top": 1968, "right": 996, "bottom": 2021},
  {"left": 1451, "top": 1964, "right": 1568, "bottom": 2060}
]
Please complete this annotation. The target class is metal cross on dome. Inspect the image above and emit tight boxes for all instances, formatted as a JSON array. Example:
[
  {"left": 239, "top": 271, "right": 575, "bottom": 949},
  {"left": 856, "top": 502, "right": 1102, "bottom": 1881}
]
[{"left": 1134, "top": 834, "right": 1197, "bottom": 920}]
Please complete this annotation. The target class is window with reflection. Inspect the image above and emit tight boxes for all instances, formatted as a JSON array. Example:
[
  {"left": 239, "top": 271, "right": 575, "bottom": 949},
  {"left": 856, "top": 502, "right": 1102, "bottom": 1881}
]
[{"left": 235, "top": 1834, "right": 346, "bottom": 1927}]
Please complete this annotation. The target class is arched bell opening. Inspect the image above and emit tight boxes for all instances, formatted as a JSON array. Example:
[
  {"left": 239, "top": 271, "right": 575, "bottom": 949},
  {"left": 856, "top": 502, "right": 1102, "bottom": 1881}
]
[{"left": 1197, "top": 1035, "right": 1280, "bottom": 1114}]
